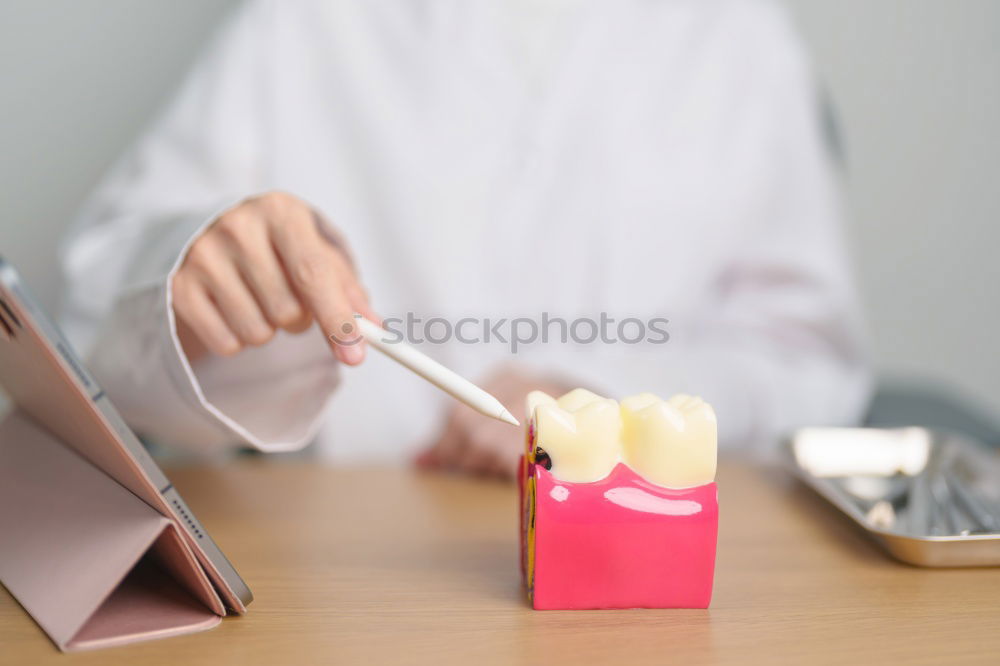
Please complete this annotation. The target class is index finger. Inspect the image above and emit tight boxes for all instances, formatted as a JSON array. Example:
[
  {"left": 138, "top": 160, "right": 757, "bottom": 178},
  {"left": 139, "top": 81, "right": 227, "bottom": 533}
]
[{"left": 269, "top": 214, "right": 366, "bottom": 364}]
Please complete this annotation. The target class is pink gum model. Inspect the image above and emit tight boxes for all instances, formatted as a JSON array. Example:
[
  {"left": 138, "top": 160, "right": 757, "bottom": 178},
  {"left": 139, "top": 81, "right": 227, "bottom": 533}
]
[{"left": 521, "top": 460, "right": 718, "bottom": 610}]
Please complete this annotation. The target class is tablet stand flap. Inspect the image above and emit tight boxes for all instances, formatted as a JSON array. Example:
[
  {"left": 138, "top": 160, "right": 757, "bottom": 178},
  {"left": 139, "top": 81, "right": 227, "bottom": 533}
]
[
  {"left": 0, "top": 410, "right": 222, "bottom": 651},
  {"left": 66, "top": 525, "right": 222, "bottom": 651}
]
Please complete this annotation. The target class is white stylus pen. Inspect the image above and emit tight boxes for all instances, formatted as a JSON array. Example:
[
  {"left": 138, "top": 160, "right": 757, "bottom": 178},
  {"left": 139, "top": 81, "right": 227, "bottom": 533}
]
[{"left": 352, "top": 315, "right": 520, "bottom": 426}]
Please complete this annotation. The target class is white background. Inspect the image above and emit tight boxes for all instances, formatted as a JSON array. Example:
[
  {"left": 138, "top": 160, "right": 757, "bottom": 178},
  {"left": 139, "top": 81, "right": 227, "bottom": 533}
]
[{"left": 1, "top": 1, "right": 998, "bottom": 415}]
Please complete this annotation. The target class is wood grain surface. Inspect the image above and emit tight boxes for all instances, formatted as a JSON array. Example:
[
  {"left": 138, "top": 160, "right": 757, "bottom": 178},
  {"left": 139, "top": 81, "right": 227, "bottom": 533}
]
[{"left": 2, "top": 460, "right": 999, "bottom": 665}]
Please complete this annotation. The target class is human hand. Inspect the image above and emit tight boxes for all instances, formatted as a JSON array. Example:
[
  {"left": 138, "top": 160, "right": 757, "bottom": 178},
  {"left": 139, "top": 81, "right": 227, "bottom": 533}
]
[
  {"left": 172, "top": 191, "right": 378, "bottom": 364},
  {"left": 416, "top": 366, "right": 573, "bottom": 480}
]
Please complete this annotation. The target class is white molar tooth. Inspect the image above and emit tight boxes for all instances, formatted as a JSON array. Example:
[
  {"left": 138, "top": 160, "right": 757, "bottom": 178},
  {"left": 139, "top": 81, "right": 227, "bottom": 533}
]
[
  {"left": 621, "top": 393, "right": 717, "bottom": 488},
  {"left": 554, "top": 388, "right": 605, "bottom": 411},
  {"left": 621, "top": 392, "right": 662, "bottom": 412},
  {"left": 534, "top": 394, "right": 622, "bottom": 483},
  {"left": 667, "top": 393, "right": 691, "bottom": 407},
  {"left": 674, "top": 395, "right": 717, "bottom": 424},
  {"left": 525, "top": 390, "right": 557, "bottom": 422}
]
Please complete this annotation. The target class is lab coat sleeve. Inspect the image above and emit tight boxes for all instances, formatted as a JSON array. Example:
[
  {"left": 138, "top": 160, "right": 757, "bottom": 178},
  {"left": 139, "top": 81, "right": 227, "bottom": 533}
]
[
  {"left": 534, "top": 9, "right": 872, "bottom": 457},
  {"left": 58, "top": 0, "right": 340, "bottom": 454}
]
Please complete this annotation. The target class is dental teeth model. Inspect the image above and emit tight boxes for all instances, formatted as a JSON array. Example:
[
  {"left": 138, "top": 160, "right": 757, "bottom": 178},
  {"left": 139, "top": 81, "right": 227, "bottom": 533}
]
[
  {"left": 529, "top": 388, "right": 622, "bottom": 483},
  {"left": 519, "top": 389, "right": 719, "bottom": 610}
]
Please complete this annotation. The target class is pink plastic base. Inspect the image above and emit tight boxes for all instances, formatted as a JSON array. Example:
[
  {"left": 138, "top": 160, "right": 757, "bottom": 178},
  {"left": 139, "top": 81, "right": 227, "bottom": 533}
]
[{"left": 524, "top": 462, "right": 717, "bottom": 610}]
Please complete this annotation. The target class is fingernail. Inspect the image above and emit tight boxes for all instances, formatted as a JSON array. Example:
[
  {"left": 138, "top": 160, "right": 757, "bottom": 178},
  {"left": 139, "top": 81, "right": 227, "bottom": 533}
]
[{"left": 340, "top": 343, "right": 364, "bottom": 365}]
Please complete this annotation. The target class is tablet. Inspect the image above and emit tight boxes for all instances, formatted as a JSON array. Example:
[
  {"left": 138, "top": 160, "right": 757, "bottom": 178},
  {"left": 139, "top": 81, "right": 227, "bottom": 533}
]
[{"left": 0, "top": 257, "right": 252, "bottom": 612}]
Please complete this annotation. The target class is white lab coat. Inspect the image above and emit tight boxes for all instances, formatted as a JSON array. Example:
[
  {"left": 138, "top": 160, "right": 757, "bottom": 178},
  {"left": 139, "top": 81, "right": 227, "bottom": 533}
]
[{"left": 60, "top": 0, "right": 871, "bottom": 462}]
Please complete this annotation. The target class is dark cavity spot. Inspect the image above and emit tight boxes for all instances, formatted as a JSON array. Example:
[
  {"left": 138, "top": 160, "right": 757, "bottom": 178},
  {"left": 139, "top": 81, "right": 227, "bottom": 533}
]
[
  {"left": 534, "top": 447, "right": 552, "bottom": 470},
  {"left": 341, "top": 322, "right": 354, "bottom": 334}
]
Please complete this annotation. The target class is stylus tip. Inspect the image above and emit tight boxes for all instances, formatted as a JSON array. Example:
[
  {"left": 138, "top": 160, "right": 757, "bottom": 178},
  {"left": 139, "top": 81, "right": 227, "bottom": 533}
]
[{"left": 499, "top": 409, "right": 520, "bottom": 427}]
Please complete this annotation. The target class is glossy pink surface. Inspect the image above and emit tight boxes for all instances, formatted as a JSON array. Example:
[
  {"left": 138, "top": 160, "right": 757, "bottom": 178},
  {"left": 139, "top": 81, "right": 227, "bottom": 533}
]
[{"left": 530, "top": 462, "right": 717, "bottom": 610}]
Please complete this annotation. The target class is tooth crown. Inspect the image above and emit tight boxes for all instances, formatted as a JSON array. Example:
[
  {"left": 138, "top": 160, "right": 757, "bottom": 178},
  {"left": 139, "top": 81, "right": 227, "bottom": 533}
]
[
  {"left": 621, "top": 393, "right": 717, "bottom": 489},
  {"left": 553, "top": 388, "right": 605, "bottom": 412},
  {"left": 533, "top": 396, "right": 622, "bottom": 483},
  {"left": 525, "top": 390, "right": 557, "bottom": 416},
  {"left": 527, "top": 389, "right": 717, "bottom": 488}
]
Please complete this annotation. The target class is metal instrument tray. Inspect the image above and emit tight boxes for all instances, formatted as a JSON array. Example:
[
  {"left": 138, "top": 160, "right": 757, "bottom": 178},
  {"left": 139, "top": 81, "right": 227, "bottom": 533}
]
[{"left": 784, "top": 427, "right": 1000, "bottom": 567}]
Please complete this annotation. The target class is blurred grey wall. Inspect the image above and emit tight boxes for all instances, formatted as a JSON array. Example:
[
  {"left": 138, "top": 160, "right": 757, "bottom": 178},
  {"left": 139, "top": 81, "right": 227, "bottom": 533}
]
[
  {"left": 0, "top": 0, "right": 239, "bottom": 303},
  {"left": 1, "top": 1, "right": 998, "bottom": 414},
  {"left": 785, "top": 0, "right": 1000, "bottom": 415}
]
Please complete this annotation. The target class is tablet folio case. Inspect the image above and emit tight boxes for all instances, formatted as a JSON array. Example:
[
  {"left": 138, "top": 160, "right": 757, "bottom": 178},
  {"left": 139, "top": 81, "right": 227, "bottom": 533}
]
[{"left": 0, "top": 411, "right": 224, "bottom": 651}]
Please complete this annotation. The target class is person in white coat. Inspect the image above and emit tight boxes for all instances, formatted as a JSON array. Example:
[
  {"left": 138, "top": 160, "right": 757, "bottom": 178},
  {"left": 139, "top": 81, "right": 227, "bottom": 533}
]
[{"left": 60, "top": 0, "right": 871, "bottom": 477}]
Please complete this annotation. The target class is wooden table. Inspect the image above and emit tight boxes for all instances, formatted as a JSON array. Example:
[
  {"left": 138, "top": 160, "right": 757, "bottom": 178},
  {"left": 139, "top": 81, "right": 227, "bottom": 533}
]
[{"left": 2, "top": 461, "right": 999, "bottom": 665}]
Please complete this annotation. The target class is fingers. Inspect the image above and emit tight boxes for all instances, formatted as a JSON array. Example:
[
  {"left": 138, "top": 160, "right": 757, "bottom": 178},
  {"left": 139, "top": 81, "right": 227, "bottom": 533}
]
[
  {"left": 488, "top": 448, "right": 519, "bottom": 479},
  {"left": 268, "top": 207, "right": 367, "bottom": 365},
  {"left": 460, "top": 423, "right": 519, "bottom": 479},
  {"left": 219, "top": 213, "right": 310, "bottom": 333},
  {"left": 172, "top": 273, "right": 240, "bottom": 356},
  {"left": 185, "top": 237, "right": 274, "bottom": 347},
  {"left": 171, "top": 192, "right": 378, "bottom": 364},
  {"left": 418, "top": 411, "right": 519, "bottom": 480},
  {"left": 417, "top": 413, "right": 466, "bottom": 469},
  {"left": 345, "top": 282, "right": 380, "bottom": 327},
  {"left": 457, "top": 445, "right": 496, "bottom": 476}
]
